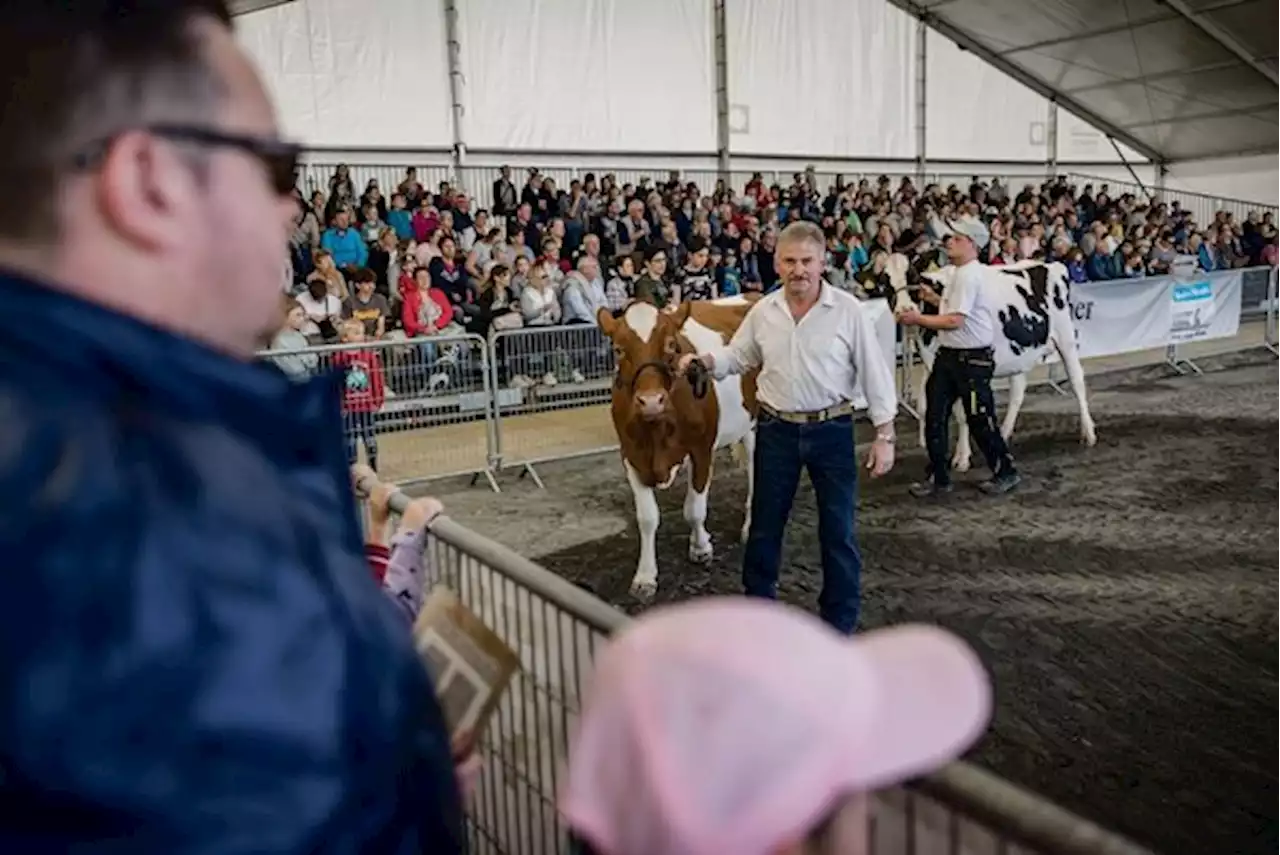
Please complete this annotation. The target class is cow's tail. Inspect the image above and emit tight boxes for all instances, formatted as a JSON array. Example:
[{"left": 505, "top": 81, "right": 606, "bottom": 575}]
[{"left": 729, "top": 441, "right": 749, "bottom": 470}]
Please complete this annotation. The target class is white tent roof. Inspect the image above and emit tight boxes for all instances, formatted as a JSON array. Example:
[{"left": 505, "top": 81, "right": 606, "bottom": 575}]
[{"left": 887, "top": 0, "right": 1278, "bottom": 164}]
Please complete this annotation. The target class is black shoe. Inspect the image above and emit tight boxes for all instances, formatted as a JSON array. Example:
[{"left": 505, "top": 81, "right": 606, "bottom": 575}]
[
  {"left": 910, "top": 481, "right": 954, "bottom": 499},
  {"left": 978, "top": 473, "right": 1021, "bottom": 495}
]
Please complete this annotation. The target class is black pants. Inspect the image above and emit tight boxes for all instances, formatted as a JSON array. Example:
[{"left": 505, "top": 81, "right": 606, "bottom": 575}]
[{"left": 924, "top": 346, "right": 1015, "bottom": 486}]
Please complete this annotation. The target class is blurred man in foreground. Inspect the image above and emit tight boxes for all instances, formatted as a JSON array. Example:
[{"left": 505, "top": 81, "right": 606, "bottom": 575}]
[{"left": 0, "top": 4, "right": 465, "bottom": 851}]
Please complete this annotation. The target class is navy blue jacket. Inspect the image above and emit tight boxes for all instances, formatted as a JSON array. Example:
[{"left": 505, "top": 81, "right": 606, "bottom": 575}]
[{"left": 0, "top": 272, "right": 465, "bottom": 853}]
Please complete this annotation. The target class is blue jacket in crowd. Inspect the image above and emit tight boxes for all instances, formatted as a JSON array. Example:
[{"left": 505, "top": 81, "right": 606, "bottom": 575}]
[
  {"left": 0, "top": 271, "right": 464, "bottom": 854},
  {"left": 322, "top": 225, "right": 370, "bottom": 268},
  {"left": 387, "top": 208, "right": 414, "bottom": 241}
]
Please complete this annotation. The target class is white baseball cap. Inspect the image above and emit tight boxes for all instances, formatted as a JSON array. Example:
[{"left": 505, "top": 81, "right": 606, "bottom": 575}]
[
  {"left": 561, "top": 598, "right": 992, "bottom": 855},
  {"left": 943, "top": 216, "right": 991, "bottom": 251}
]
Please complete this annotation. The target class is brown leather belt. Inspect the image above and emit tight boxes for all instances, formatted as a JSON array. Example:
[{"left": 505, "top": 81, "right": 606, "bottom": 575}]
[{"left": 760, "top": 401, "right": 854, "bottom": 424}]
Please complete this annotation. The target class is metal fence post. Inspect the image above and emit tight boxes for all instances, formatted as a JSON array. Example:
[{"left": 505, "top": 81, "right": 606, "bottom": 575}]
[
  {"left": 487, "top": 330, "right": 505, "bottom": 472},
  {"left": 897, "top": 332, "right": 921, "bottom": 422},
  {"left": 1266, "top": 266, "right": 1279, "bottom": 357}
]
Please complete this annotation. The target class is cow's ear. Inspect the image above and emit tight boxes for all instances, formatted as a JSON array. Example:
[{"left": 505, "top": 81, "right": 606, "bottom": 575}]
[{"left": 597, "top": 307, "right": 617, "bottom": 337}]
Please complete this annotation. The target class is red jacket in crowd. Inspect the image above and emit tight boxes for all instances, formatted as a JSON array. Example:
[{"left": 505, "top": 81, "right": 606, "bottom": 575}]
[
  {"left": 401, "top": 286, "right": 453, "bottom": 337},
  {"left": 330, "top": 348, "right": 386, "bottom": 413}
]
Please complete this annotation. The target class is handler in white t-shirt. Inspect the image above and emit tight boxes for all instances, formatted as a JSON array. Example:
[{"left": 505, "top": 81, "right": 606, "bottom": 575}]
[{"left": 898, "top": 217, "right": 1019, "bottom": 497}]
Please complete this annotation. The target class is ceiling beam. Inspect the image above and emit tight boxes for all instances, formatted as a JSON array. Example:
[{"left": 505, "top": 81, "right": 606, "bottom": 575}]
[
  {"left": 999, "top": 14, "right": 1175, "bottom": 56},
  {"left": 1064, "top": 60, "right": 1241, "bottom": 93},
  {"left": 996, "top": 0, "right": 1255, "bottom": 57},
  {"left": 1157, "top": 0, "right": 1279, "bottom": 85},
  {"left": 228, "top": 0, "right": 296, "bottom": 15},
  {"left": 883, "top": 0, "right": 1164, "bottom": 162},
  {"left": 1118, "top": 103, "right": 1277, "bottom": 129},
  {"left": 1167, "top": 145, "right": 1279, "bottom": 163}
]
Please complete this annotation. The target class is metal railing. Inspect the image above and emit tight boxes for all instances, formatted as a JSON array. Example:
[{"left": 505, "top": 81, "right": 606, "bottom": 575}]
[
  {"left": 489, "top": 324, "right": 619, "bottom": 487},
  {"left": 367, "top": 484, "right": 1158, "bottom": 855},
  {"left": 261, "top": 332, "right": 499, "bottom": 489},
  {"left": 1065, "top": 172, "right": 1279, "bottom": 225},
  {"left": 297, "top": 156, "right": 1277, "bottom": 223}
]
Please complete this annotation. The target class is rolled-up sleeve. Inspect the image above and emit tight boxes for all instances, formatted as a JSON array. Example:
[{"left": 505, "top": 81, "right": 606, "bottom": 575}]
[
  {"left": 707, "top": 305, "right": 763, "bottom": 380},
  {"left": 852, "top": 305, "right": 898, "bottom": 426}
]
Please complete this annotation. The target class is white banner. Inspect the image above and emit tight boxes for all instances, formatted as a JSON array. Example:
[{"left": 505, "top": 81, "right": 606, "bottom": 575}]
[
  {"left": 853, "top": 298, "right": 897, "bottom": 411},
  {"left": 1069, "top": 278, "right": 1173, "bottom": 360},
  {"left": 1167, "top": 269, "right": 1243, "bottom": 345}
]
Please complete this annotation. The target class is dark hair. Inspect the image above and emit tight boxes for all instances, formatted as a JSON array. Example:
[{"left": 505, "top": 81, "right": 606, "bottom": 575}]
[
  {"left": 352, "top": 267, "right": 376, "bottom": 284},
  {"left": 643, "top": 243, "right": 668, "bottom": 264},
  {"left": 0, "top": 2, "right": 233, "bottom": 241},
  {"left": 489, "top": 264, "right": 509, "bottom": 280}
]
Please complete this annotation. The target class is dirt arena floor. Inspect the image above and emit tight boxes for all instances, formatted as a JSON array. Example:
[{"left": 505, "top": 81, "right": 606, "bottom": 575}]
[{"left": 422, "top": 346, "right": 1279, "bottom": 855}]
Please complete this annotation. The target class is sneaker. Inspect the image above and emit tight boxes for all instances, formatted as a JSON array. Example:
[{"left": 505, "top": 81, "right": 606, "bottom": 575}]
[
  {"left": 428, "top": 372, "right": 451, "bottom": 392},
  {"left": 509, "top": 374, "right": 534, "bottom": 389},
  {"left": 541, "top": 372, "right": 558, "bottom": 387},
  {"left": 978, "top": 473, "right": 1021, "bottom": 495},
  {"left": 909, "top": 481, "right": 954, "bottom": 499},
  {"left": 570, "top": 369, "right": 586, "bottom": 383}
]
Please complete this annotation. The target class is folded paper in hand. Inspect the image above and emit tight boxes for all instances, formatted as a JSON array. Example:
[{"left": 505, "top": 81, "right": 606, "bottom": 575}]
[{"left": 412, "top": 587, "right": 521, "bottom": 739}]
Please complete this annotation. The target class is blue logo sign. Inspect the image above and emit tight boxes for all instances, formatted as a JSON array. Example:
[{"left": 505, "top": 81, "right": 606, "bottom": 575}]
[{"left": 1172, "top": 282, "right": 1211, "bottom": 303}]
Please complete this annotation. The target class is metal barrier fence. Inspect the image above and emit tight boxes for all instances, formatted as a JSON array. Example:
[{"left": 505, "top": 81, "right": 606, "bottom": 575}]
[
  {"left": 1066, "top": 172, "right": 1279, "bottom": 225},
  {"left": 489, "top": 325, "right": 619, "bottom": 487},
  {"left": 367, "top": 485, "right": 1158, "bottom": 855},
  {"left": 267, "top": 274, "right": 1276, "bottom": 490},
  {"left": 259, "top": 332, "right": 500, "bottom": 489}
]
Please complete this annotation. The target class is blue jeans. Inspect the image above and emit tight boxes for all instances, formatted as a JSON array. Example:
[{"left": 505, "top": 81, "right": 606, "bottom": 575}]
[{"left": 743, "top": 412, "right": 862, "bottom": 633}]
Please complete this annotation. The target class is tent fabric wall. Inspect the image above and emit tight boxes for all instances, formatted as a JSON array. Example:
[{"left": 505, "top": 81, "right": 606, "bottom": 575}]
[
  {"left": 237, "top": 0, "right": 453, "bottom": 148},
  {"left": 1166, "top": 155, "right": 1279, "bottom": 206},
  {"left": 925, "top": 29, "right": 1048, "bottom": 163},
  {"left": 724, "top": 0, "right": 916, "bottom": 159},
  {"left": 1056, "top": 111, "right": 1149, "bottom": 165},
  {"left": 241, "top": 0, "right": 1280, "bottom": 201},
  {"left": 454, "top": 0, "right": 716, "bottom": 153}
]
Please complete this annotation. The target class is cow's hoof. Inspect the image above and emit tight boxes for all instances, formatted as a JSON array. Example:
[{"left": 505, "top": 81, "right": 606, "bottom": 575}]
[
  {"left": 1082, "top": 430, "right": 1098, "bottom": 447},
  {"left": 952, "top": 456, "right": 972, "bottom": 473},
  {"left": 630, "top": 577, "right": 658, "bottom": 600},
  {"left": 689, "top": 542, "right": 714, "bottom": 564}
]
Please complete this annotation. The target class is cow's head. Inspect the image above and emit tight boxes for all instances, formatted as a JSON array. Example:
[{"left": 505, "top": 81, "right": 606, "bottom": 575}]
[
  {"left": 598, "top": 302, "right": 694, "bottom": 422},
  {"left": 886, "top": 253, "right": 914, "bottom": 313}
]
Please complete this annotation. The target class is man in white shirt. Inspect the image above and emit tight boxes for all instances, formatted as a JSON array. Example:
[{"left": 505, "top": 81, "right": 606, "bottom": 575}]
[
  {"left": 679, "top": 221, "right": 897, "bottom": 634},
  {"left": 898, "top": 217, "right": 1019, "bottom": 497}
]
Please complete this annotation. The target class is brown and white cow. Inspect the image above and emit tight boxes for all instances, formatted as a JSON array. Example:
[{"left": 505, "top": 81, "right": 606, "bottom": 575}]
[{"left": 597, "top": 296, "right": 760, "bottom": 599}]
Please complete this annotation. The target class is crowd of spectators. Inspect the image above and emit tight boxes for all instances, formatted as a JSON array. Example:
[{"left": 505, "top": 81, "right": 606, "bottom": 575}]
[{"left": 274, "top": 162, "right": 1278, "bottom": 392}]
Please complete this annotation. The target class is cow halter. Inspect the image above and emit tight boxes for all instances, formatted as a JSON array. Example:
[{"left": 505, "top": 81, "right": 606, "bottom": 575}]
[{"left": 623, "top": 358, "right": 711, "bottom": 400}]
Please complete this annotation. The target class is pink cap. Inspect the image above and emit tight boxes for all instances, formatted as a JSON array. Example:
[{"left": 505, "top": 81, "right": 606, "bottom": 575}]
[{"left": 560, "top": 598, "right": 992, "bottom": 855}]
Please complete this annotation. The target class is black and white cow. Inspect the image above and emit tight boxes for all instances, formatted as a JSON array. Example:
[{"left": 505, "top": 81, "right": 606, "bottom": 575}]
[{"left": 888, "top": 254, "right": 1097, "bottom": 472}]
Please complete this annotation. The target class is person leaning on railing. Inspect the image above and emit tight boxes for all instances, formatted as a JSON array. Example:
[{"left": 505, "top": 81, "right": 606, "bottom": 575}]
[
  {"left": 0, "top": 4, "right": 473, "bottom": 852},
  {"left": 352, "top": 466, "right": 483, "bottom": 803}
]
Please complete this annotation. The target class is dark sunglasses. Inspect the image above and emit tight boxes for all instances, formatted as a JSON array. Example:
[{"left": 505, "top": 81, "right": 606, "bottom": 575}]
[{"left": 72, "top": 124, "right": 301, "bottom": 196}]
